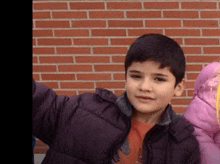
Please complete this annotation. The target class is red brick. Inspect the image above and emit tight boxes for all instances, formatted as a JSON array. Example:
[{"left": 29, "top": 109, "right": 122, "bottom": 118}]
[
  {"left": 202, "top": 29, "right": 220, "bottom": 36},
  {"left": 109, "top": 20, "right": 143, "bottom": 27},
  {"left": 171, "top": 98, "right": 191, "bottom": 105},
  {"left": 112, "top": 56, "right": 125, "bottom": 63},
  {"left": 33, "top": 29, "right": 53, "bottom": 37},
  {"left": 187, "top": 73, "right": 199, "bottom": 80},
  {"left": 111, "top": 38, "right": 136, "bottom": 45},
  {"left": 201, "top": 11, "right": 220, "bottom": 18},
  {"left": 96, "top": 81, "right": 125, "bottom": 88},
  {"left": 55, "top": 90, "right": 76, "bottom": 96},
  {"left": 41, "top": 82, "right": 59, "bottom": 89},
  {"left": 78, "top": 90, "right": 95, "bottom": 95},
  {"left": 115, "top": 89, "right": 126, "bottom": 96},
  {"left": 33, "top": 47, "right": 55, "bottom": 54},
  {"left": 72, "top": 20, "right": 106, "bottom": 27},
  {"left": 34, "top": 147, "right": 48, "bottom": 154},
  {"left": 38, "top": 38, "right": 72, "bottom": 45},
  {"left": 56, "top": 47, "right": 90, "bottom": 54},
  {"left": 33, "top": 65, "right": 56, "bottom": 72},
  {"left": 113, "top": 73, "right": 125, "bottom": 80},
  {"left": 126, "top": 11, "right": 161, "bottom": 18},
  {"left": 183, "top": 20, "right": 218, "bottom": 27},
  {"left": 77, "top": 73, "right": 111, "bottom": 80},
  {"left": 32, "top": 56, "right": 38, "bottom": 63},
  {"left": 36, "top": 20, "right": 70, "bottom": 28},
  {"left": 41, "top": 73, "right": 75, "bottom": 80},
  {"left": 75, "top": 56, "right": 110, "bottom": 63},
  {"left": 33, "top": 2, "right": 67, "bottom": 10},
  {"left": 188, "top": 90, "right": 194, "bottom": 97},
  {"left": 172, "top": 106, "right": 186, "bottom": 113},
  {"left": 182, "top": 47, "right": 201, "bottom": 54},
  {"left": 94, "top": 64, "right": 124, "bottom": 71},
  {"left": 33, "top": 38, "right": 36, "bottom": 46},
  {"left": 186, "top": 56, "right": 220, "bottom": 62},
  {"left": 33, "top": 73, "right": 40, "bottom": 81},
  {"left": 33, "top": 12, "right": 51, "bottom": 19},
  {"left": 165, "top": 29, "right": 200, "bottom": 36},
  {"left": 36, "top": 138, "right": 47, "bottom": 146},
  {"left": 186, "top": 64, "right": 203, "bottom": 71},
  {"left": 54, "top": 29, "right": 89, "bottom": 37},
  {"left": 93, "top": 47, "right": 127, "bottom": 54},
  {"left": 185, "top": 38, "right": 219, "bottom": 45},
  {"left": 92, "top": 29, "right": 126, "bottom": 36},
  {"left": 58, "top": 64, "right": 92, "bottom": 72},
  {"left": 145, "top": 20, "right": 181, "bottom": 27},
  {"left": 181, "top": 2, "right": 216, "bottom": 9},
  {"left": 144, "top": 2, "right": 179, "bottom": 9},
  {"left": 163, "top": 11, "right": 198, "bottom": 18},
  {"left": 172, "top": 38, "right": 183, "bottom": 45},
  {"left": 39, "top": 56, "right": 73, "bottom": 63},
  {"left": 128, "top": 29, "right": 163, "bottom": 36},
  {"left": 60, "top": 82, "right": 94, "bottom": 89},
  {"left": 32, "top": 1, "right": 220, "bottom": 104},
  {"left": 74, "top": 38, "right": 108, "bottom": 45},
  {"left": 89, "top": 11, "right": 124, "bottom": 18},
  {"left": 203, "top": 47, "right": 220, "bottom": 54},
  {"left": 107, "top": 2, "right": 142, "bottom": 9},
  {"left": 70, "top": 2, "right": 104, "bottom": 9},
  {"left": 52, "top": 11, "right": 87, "bottom": 18}
]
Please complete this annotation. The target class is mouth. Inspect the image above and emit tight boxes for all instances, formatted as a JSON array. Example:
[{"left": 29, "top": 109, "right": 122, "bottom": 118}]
[{"left": 136, "top": 96, "right": 155, "bottom": 102}]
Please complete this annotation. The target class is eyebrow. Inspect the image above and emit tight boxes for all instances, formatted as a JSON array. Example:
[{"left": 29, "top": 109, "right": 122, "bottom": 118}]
[
  {"left": 129, "top": 70, "right": 168, "bottom": 77},
  {"left": 154, "top": 73, "right": 168, "bottom": 77},
  {"left": 129, "top": 70, "right": 141, "bottom": 73}
]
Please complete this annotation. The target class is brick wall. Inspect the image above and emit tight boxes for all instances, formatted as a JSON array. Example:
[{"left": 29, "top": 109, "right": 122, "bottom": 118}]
[{"left": 32, "top": 0, "right": 220, "bottom": 154}]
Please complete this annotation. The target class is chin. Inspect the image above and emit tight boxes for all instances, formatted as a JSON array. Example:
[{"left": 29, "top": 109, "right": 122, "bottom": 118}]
[{"left": 135, "top": 106, "right": 156, "bottom": 114}]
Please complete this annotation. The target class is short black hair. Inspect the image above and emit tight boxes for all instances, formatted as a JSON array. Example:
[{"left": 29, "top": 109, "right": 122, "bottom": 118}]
[{"left": 124, "top": 33, "right": 185, "bottom": 86}]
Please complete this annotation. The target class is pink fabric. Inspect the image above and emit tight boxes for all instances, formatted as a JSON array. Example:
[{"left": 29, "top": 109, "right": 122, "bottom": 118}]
[{"left": 183, "top": 62, "right": 220, "bottom": 164}]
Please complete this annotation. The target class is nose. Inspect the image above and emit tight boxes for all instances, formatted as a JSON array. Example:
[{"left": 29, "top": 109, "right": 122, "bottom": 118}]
[{"left": 139, "top": 78, "right": 153, "bottom": 92}]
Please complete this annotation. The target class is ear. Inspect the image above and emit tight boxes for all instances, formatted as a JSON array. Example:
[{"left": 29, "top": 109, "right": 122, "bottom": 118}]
[{"left": 174, "top": 78, "right": 185, "bottom": 97}]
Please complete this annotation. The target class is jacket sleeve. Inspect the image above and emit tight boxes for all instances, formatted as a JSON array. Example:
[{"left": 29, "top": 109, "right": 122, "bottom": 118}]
[
  {"left": 183, "top": 96, "right": 220, "bottom": 164},
  {"left": 195, "top": 129, "right": 220, "bottom": 164},
  {"left": 32, "top": 79, "right": 80, "bottom": 145}
]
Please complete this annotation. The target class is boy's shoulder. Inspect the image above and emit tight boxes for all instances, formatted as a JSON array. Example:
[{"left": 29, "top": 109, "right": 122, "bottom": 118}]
[
  {"left": 167, "top": 109, "right": 199, "bottom": 153},
  {"left": 79, "top": 88, "right": 118, "bottom": 109},
  {"left": 79, "top": 88, "right": 129, "bottom": 129},
  {"left": 159, "top": 106, "right": 198, "bottom": 143}
]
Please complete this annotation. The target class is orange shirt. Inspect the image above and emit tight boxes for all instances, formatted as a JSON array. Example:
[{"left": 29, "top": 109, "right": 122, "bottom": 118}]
[{"left": 115, "top": 117, "right": 153, "bottom": 164}]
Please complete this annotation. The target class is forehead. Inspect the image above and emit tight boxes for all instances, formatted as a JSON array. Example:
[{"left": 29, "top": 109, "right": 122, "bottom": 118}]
[{"left": 128, "top": 61, "right": 172, "bottom": 74}]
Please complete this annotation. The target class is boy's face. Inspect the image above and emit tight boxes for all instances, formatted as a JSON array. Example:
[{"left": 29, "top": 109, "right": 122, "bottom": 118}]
[{"left": 125, "top": 60, "right": 184, "bottom": 121}]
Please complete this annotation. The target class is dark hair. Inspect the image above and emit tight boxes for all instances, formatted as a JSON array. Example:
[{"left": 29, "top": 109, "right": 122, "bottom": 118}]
[{"left": 124, "top": 33, "right": 185, "bottom": 86}]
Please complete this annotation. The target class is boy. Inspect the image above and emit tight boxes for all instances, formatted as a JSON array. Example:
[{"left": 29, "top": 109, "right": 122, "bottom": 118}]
[{"left": 33, "top": 34, "right": 200, "bottom": 164}]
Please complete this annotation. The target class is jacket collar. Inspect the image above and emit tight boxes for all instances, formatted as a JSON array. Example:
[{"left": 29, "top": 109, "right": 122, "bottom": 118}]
[
  {"left": 96, "top": 89, "right": 194, "bottom": 142},
  {"left": 115, "top": 92, "right": 175, "bottom": 125},
  {"left": 116, "top": 92, "right": 194, "bottom": 142}
]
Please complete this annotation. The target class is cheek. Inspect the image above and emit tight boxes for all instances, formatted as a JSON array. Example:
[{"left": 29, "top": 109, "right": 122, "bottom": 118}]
[
  {"left": 156, "top": 86, "right": 174, "bottom": 99},
  {"left": 125, "top": 79, "right": 137, "bottom": 95}
]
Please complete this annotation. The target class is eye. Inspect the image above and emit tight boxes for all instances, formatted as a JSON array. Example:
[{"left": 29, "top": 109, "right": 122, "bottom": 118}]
[
  {"left": 155, "top": 77, "right": 166, "bottom": 82},
  {"left": 130, "top": 74, "right": 142, "bottom": 79}
]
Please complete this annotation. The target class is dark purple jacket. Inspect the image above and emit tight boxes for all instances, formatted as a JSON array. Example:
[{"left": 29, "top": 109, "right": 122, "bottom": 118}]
[{"left": 33, "top": 80, "right": 200, "bottom": 164}]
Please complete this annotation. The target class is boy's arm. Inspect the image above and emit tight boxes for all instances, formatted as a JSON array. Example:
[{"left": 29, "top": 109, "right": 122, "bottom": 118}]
[{"left": 32, "top": 79, "right": 79, "bottom": 145}]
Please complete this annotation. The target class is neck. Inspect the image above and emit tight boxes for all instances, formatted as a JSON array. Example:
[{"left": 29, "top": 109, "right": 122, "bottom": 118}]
[{"left": 133, "top": 108, "right": 165, "bottom": 124}]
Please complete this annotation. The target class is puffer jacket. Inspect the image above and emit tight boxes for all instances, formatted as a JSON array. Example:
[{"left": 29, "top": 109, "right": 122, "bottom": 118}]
[
  {"left": 33, "top": 79, "right": 200, "bottom": 164},
  {"left": 183, "top": 61, "right": 220, "bottom": 164}
]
